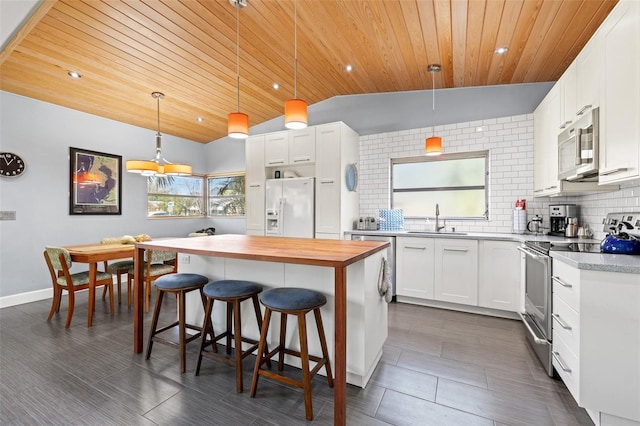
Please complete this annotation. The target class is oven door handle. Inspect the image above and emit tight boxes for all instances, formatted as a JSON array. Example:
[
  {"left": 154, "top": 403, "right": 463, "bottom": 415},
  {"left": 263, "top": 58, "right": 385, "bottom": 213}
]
[
  {"left": 518, "top": 312, "right": 549, "bottom": 345},
  {"left": 517, "top": 245, "right": 547, "bottom": 261}
]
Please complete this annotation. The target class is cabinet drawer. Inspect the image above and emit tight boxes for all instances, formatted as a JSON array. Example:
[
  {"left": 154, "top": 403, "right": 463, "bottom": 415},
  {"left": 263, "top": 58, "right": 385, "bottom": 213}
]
[
  {"left": 553, "top": 334, "right": 581, "bottom": 402},
  {"left": 552, "top": 261, "right": 580, "bottom": 311},
  {"left": 552, "top": 295, "right": 580, "bottom": 354}
]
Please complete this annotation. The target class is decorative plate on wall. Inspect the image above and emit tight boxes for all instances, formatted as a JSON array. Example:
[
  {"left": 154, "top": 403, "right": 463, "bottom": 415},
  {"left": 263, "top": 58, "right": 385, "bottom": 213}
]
[{"left": 345, "top": 163, "right": 358, "bottom": 191}]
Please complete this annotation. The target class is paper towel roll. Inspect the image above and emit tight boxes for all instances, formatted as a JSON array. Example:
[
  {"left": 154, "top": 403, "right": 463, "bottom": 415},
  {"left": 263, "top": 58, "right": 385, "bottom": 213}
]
[{"left": 513, "top": 209, "right": 527, "bottom": 234}]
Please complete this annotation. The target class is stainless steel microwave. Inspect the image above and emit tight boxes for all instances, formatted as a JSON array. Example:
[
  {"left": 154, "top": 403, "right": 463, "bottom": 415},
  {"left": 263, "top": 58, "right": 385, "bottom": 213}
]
[{"left": 557, "top": 107, "right": 599, "bottom": 181}]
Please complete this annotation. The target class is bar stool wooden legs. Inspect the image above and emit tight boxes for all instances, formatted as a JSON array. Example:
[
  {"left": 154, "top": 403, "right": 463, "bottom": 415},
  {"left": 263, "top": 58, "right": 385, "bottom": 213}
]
[
  {"left": 145, "top": 273, "right": 210, "bottom": 373},
  {"left": 195, "top": 280, "right": 270, "bottom": 393},
  {"left": 250, "top": 287, "right": 334, "bottom": 420}
]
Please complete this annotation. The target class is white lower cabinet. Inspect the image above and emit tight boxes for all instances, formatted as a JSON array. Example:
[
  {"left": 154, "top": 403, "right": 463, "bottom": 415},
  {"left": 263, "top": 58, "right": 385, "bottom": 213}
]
[
  {"left": 396, "top": 237, "right": 520, "bottom": 314},
  {"left": 434, "top": 239, "right": 478, "bottom": 306},
  {"left": 395, "top": 237, "right": 435, "bottom": 299},
  {"left": 478, "top": 240, "right": 521, "bottom": 311},
  {"left": 552, "top": 260, "right": 640, "bottom": 425}
]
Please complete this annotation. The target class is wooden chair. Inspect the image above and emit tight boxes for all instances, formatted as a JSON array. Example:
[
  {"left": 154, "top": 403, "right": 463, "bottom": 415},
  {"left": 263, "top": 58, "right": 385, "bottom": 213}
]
[
  {"left": 127, "top": 249, "right": 178, "bottom": 313},
  {"left": 102, "top": 259, "right": 135, "bottom": 306},
  {"left": 44, "top": 246, "right": 115, "bottom": 328}
]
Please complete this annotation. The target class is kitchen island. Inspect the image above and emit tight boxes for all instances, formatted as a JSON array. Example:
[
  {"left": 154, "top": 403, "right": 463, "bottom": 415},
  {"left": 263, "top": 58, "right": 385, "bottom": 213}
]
[{"left": 133, "top": 234, "right": 389, "bottom": 426}]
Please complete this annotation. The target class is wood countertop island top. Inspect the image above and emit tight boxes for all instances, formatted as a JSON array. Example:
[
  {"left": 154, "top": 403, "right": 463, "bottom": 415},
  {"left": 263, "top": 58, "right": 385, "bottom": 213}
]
[
  {"left": 132, "top": 234, "right": 389, "bottom": 426},
  {"left": 135, "top": 234, "right": 389, "bottom": 268}
]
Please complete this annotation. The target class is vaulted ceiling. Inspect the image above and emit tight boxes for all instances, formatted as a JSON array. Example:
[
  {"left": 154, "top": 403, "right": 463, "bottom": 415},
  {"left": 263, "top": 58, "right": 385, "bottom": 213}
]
[{"left": 0, "top": 0, "right": 618, "bottom": 143}]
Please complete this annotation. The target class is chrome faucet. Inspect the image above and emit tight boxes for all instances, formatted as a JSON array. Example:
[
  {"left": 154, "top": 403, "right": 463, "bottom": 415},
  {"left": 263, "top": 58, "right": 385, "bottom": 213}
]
[{"left": 435, "top": 203, "right": 445, "bottom": 232}]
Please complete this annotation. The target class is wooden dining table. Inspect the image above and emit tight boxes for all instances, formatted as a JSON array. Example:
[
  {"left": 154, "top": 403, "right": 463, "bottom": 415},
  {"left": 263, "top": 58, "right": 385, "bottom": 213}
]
[
  {"left": 132, "top": 234, "right": 388, "bottom": 426},
  {"left": 64, "top": 243, "right": 135, "bottom": 326}
]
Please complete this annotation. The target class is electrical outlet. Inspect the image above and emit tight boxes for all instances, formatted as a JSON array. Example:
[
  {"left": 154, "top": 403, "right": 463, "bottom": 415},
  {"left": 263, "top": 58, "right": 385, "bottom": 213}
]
[
  {"left": 0, "top": 211, "right": 16, "bottom": 220},
  {"left": 179, "top": 254, "right": 190, "bottom": 264}
]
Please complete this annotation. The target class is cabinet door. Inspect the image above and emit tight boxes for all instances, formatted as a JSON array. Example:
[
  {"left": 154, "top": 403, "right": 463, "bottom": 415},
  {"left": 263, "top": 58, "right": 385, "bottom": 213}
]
[
  {"left": 434, "top": 239, "right": 478, "bottom": 306},
  {"left": 396, "top": 237, "right": 435, "bottom": 299},
  {"left": 289, "top": 127, "right": 316, "bottom": 165},
  {"left": 575, "top": 32, "right": 602, "bottom": 114},
  {"left": 600, "top": 0, "right": 640, "bottom": 183},
  {"left": 559, "top": 62, "right": 577, "bottom": 129},
  {"left": 315, "top": 123, "right": 341, "bottom": 234},
  {"left": 264, "top": 131, "right": 289, "bottom": 167},
  {"left": 245, "top": 135, "right": 265, "bottom": 232},
  {"left": 533, "top": 98, "right": 549, "bottom": 196},
  {"left": 478, "top": 241, "right": 520, "bottom": 312}
]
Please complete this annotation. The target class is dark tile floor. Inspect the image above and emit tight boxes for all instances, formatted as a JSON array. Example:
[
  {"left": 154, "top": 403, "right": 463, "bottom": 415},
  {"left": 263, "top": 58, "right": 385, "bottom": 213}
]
[{"left": 0, "top": 293, "right": 593, "bottom": 425}]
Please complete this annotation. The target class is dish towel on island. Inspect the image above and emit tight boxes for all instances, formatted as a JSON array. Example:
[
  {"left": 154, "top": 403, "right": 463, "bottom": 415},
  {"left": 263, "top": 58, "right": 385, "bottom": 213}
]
[{"left": 377, "top": 258, "right": 393, "bottom": 303}]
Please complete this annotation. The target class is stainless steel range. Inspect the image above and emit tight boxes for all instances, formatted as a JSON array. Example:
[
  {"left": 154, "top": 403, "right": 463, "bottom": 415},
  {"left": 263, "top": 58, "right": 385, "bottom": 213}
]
[{"left": 518, "top": 240, "right": 601, "bottom": 376}]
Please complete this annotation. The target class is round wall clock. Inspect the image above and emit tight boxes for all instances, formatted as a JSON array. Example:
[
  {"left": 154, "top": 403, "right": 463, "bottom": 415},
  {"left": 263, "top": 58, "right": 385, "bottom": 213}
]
[{"left": 0, "top": 152, "right": 26, "bottom": 177}]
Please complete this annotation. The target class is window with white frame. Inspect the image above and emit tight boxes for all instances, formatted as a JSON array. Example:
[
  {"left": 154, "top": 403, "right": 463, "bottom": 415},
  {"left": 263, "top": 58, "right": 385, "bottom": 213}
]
[
  {"left": 391, "top": 151, "right": 488, "bottom": 219},
  {"left": 208, "top": 173, "right": 245, "bottom": 216},
  {"left": 147, "top": 175, "right": 205, "bottom": 217}
]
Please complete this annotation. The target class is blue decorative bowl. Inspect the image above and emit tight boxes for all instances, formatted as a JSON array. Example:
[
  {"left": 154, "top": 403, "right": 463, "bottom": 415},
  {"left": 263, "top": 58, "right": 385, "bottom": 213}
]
[{"left": 600, "top": 235, "right": 640, "bottom": 255}]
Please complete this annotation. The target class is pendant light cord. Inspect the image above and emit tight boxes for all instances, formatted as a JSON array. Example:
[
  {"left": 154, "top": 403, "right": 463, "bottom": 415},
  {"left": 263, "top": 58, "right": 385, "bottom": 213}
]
[
  {"left": 431, "top": 70, "right": 435, "bottom": 137},
  {"left": 236, "top": 4, "right": 241, "bottom": 112},
  {"left": 293, "top": 0, "right": 298, "bottom": 99}
]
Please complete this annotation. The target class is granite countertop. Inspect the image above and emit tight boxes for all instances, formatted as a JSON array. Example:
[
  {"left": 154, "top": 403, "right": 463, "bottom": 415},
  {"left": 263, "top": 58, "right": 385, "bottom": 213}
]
[
  {"left": 550, "top": 251, "right": 640, "bottom": 274},
  {"left": 345, "top": 230, "right": 640, "bottom": 274}
]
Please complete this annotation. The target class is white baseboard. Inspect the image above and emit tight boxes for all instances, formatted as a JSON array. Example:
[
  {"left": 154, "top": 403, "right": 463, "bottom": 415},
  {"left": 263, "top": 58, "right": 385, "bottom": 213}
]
[{"left": 0, "top": 288, "right": 52, "bottom": 309}]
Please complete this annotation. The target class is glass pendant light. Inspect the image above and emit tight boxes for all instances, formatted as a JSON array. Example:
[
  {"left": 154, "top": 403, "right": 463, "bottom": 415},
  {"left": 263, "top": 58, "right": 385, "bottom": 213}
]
[
  {"left": 284, "top": 0, "right": 308, "bottom": 129},
  {"left": 126, "top": 92, "right": 192, "bottom": 176},
  {"left": 228, "top": 0, "right": 249, "bottom": 139},
  {"left": 425, "top": 64, "right": 442, "bottom": 156}
]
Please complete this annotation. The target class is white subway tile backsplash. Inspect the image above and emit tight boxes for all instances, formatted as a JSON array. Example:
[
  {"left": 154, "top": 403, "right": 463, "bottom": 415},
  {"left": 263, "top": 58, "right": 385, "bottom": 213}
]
[{"left": 358, "top": 113, "right": 640, "bottom": 236}]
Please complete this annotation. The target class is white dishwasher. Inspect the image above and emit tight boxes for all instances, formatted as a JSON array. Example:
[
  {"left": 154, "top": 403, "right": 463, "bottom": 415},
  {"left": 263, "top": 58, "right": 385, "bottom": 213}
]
[{"left": 350, "top": 234, "right": 396, "bottom": 299}]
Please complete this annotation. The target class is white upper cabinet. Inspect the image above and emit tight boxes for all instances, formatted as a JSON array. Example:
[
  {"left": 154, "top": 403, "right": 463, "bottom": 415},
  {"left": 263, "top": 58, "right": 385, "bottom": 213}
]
[
  {"left": 264, "top": 127, "right": 316, "bottom": 167},
  {"left": 264, "top": 131, "right": 289, "bottom": 167},
  {"left": 289, "top": 128, "right": 316, "bottom": 165},
  {"left": 559, "top": 62, "right": 577, "bottom": 130},
  {"left": 575, "top": 32, "right": 603, "bottom": 115},
  {"left": 245, "top": 135, "right": 266, "bottom": 232},
  {"left": 599, "top": 0, "right": 640, "bottom": 184}
]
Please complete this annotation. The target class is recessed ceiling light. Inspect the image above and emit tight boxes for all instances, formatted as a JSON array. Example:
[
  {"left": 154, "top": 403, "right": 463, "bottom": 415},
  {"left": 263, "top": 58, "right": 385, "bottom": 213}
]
[
  {"left": 67, "top": 71, "right": 81, "bottom": 79},
  {"left": 196, "top": 117, "right": 204, "bottom": 123},
  {"left": 272, "top": 83, "right": 279, "bottom": 90},
  {"left": 345, "top": 64, "right": 353, "bottom": 72},
  {"left": 494, "top": 47, "right": 508, "bottom": 55}
]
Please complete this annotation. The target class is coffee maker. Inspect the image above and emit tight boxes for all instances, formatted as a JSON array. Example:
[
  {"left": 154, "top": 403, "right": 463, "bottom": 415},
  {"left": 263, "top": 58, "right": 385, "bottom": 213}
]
[{"left": 549, "top": 204, "right": 578, "bottom": 236}]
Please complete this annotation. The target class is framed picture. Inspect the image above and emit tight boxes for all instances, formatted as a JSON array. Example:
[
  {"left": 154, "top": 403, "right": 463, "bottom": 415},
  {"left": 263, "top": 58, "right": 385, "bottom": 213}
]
[{"left": 69, "top": 147, "right": 122, "bottom": 215}]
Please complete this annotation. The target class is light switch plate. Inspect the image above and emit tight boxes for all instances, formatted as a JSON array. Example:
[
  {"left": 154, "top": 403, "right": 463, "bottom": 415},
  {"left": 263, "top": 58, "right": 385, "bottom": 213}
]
[{"left": 0, "top": 211, "right": 16, "bottom": 220}]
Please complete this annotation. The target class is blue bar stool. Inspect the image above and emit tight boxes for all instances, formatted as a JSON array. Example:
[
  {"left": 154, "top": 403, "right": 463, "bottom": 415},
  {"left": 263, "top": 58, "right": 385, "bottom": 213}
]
[
  {"left": 250, "top": 287, "right": 334, "bottom": 420},
  {"left": 145, "top": 273, "right": 210, "bottom": 373},
  {"left": 195, "top": 280, "right": 270, "bottom": 393}
]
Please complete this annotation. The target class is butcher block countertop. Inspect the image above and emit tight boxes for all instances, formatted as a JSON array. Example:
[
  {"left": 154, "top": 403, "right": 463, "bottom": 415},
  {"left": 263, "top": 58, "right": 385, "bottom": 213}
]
[{"left": 135, "top": 234, "right": 389, "bottom": 267}]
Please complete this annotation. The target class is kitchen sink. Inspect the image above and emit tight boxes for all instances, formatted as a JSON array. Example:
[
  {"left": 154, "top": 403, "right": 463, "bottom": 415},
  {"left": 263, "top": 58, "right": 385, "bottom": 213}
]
[{"left": 405, "top": 231, "right": 468, "bottom": 236}]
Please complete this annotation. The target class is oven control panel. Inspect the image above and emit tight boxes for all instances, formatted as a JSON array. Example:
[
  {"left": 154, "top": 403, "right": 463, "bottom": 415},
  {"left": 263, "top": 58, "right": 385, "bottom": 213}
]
[{"left": 603, "top": 211, "right": 640, "bottom": 235}]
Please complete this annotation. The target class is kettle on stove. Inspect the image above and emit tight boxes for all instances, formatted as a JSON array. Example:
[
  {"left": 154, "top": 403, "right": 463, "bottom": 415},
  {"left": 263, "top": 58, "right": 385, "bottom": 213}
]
[
  {"left": 601, "top": 222, "right": 640, "bottom": 254},
  {"left": 527, "top": 215, "right": 543, "bottom": 234}
]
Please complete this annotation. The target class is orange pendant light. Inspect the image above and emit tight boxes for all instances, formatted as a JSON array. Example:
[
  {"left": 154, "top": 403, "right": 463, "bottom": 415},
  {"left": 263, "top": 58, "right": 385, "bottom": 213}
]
[
  {"left": 228, "top": 0, "right": 249, "bottom": 139},
  {"left": 126, "top": 92, "right": 192, "bottom": 176},
  {"left": 425, "top": 64, "right": 442, "bottom": 156},
  {"left": 285, "top": 0, "right": 308, "bottom": 130}
]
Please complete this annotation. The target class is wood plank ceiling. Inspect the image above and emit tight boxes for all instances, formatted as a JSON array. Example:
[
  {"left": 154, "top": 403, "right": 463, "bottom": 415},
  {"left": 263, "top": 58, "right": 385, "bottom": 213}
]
[{"left": 0, "top": 0, "right": 618, "bottom": 143}]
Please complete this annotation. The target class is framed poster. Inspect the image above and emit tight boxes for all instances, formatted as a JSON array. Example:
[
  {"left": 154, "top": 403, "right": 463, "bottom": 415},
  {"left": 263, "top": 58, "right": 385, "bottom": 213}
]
[{"left": 69, "top": 147, "right": 122, "bottom": 215}]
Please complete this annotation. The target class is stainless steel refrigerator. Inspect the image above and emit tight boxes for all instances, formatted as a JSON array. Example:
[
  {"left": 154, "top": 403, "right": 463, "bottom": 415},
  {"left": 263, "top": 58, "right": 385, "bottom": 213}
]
[{"left": 265, "top": 177, "right": 315, "bottom": 238}]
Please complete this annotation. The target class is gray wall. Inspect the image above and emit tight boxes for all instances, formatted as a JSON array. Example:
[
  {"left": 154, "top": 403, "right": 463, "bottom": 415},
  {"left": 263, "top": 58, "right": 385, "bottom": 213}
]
[{"left": 0, "top": 92, "right": 208, "bottom": 301}]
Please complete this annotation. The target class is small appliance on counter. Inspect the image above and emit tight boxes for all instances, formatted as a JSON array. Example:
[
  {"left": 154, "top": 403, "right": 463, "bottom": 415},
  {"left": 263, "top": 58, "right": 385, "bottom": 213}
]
[
  {"left": 601, "top": 211, "right": 640, "bottom": 255},
  {"left": 356, "top": 216, "right": 378, "bottom": 231},
  {"left": 549, "top": 204, "right": 578, "bottom": 236}
]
